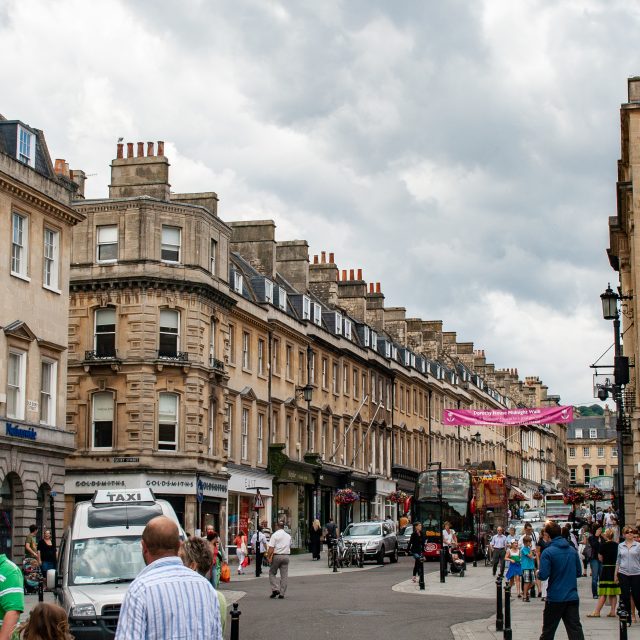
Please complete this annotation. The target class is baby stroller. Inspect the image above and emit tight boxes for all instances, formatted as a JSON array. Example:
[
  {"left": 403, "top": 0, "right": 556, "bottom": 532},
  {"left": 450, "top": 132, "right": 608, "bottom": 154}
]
[
  {"left": 448, "top": 545, "right": 466, "bottom": 577},
  {"left": 22, "top": 557, "right": 42, "bottom": 594}
]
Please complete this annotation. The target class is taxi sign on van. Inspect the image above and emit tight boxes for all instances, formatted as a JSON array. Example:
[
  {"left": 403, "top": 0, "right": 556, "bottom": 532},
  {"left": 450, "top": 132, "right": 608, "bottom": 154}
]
[{"left": 92, "top": 488, "right": 155, "bottom": 505}]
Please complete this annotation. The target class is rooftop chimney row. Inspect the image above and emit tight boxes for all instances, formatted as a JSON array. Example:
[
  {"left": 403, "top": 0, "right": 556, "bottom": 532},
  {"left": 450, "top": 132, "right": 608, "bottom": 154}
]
[{"left": 117, "top": 141, "right": 166, "bottom": 160}]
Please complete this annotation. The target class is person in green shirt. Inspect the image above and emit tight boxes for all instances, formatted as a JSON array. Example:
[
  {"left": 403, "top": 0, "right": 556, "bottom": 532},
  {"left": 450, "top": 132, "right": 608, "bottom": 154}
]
[
  {"left": 0, "top": 553, "right": 24, "bottom": 640},
  {"left": 24, "top": 525, "right": 38, "bottom": 561}
]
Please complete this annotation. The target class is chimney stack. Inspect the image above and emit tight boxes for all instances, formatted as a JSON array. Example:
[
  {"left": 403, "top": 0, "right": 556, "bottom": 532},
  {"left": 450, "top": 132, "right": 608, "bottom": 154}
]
[{"left": 110, "top": 139, "right": 171, "bottom": 200}]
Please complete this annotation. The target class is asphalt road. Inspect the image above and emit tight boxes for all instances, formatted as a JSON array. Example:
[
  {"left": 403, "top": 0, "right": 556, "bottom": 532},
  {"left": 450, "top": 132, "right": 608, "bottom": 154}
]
[{"left": 220, "top": 556, "right": 494, "bottom": 640}]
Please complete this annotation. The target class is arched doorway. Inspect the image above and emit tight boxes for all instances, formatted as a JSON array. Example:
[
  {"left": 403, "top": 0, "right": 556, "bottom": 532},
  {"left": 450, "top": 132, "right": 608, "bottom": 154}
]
[
  {"left": 0, "top": 473, "right": 24, "bottom": 561},
  {"left": 36, "top": 483, "right": 52, "bottom": 535}
]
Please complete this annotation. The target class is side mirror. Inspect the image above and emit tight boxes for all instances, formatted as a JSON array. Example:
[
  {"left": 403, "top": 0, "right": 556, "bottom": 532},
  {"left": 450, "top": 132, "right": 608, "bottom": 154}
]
[{"left": 46, "top": 569, "right": 57, "bottom": 591}]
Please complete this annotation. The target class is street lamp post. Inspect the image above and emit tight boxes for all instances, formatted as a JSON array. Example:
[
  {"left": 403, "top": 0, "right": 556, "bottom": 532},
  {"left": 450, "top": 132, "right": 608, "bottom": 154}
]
[
  {"left": 471, "top": 432, "right": 481, "bottom": 567},
  {"left": 600, "top": 284, "right": 630, "bottom": 528},
  {"left": 428, "top": 461, "right": 445, "bottom": 583}
]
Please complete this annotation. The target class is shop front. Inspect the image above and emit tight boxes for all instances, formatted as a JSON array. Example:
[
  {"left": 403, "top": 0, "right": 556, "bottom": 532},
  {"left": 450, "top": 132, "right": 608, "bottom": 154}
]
[
  {"left": 63, "top": 471, "right": 228, "bottom": 539},
  {"left": 226, "top": 465, "right": 273, "bottom": 552},
  {"left": 392, "top": 464, "right": 419, "bottom": 521},
  {"left": 373, "top": 478, "right": 398, "bottom": 523},
  {"left": 274, "top": 463, "right": 317, "bottom": 550}
]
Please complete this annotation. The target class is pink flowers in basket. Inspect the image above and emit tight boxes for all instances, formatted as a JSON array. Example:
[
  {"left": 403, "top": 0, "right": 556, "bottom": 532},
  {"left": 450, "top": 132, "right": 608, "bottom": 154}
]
[{"left": 335, "top": 488, "right": 360, "bottom": 504}]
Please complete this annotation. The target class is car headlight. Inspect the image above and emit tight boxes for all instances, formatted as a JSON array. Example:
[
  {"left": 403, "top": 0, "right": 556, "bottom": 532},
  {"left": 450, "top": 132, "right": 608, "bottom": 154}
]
[
  {"left": 70, "top": 604, "right": 97, "bottom": 618},
  {"left": 367, "top": 541, "right": 379, "bottom": 547}
]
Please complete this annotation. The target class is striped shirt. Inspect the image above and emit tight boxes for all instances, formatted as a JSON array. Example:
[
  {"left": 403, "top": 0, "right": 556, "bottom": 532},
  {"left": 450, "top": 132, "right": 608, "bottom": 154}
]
[
  {"left": 0, "top": 554, "right": 24, "bottom": 627},
  {"left": 114, "top": 556, "right": 222, "bottom": 640}
]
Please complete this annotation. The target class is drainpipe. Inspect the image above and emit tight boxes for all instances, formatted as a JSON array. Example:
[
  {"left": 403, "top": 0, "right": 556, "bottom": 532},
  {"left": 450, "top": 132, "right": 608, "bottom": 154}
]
[
  {"left": 267, "top": 329, "right": 274, "bottom": 526},
  {"left": 428, "top": 389, "right": 433, "bottom": 463}
]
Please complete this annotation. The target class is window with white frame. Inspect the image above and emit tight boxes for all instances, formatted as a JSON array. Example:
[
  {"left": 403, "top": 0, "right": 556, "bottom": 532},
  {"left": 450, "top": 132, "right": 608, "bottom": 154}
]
[
  {"left": 285, "top": 345, "right": 292, "bottom": 379},
  {"left": 344, "top": 319, "right": 352, "bottom": 340},
  {"left": 209, "top": 319, "right": 216, "bottom": 364},
  {"left": 159, "top": 309, "right": 179, "bottom": 357},
  {"left": 362, "top": 373, "right": 367, "bottom": 400},
  {"left": 322, "top": 421, "right": 327, "bottom": 457},
  {"left": 40, "top": 360, "right": 57, "bottom": 425},
  {"left": 334, "top": 313, "right": 342, "bottom": 335},
  {"left": 96, "top": 225, "right": 118, "bottom": 262},
  {"left": 228, "top": 324, "right": 235, "bottom": 363},
  {"left": 210, "top": 239, "right": 217, "bottom": 274},
  {"left": 158, "top": 393, "right": 179, "bottom": 451},
  {"left": 11, "top": 212, "right": 28, "bottom": 277},
  {"left": 363, "top": 326, "right": 370, "bottom": 347},
  {"left": 589, "top": 429, "right": 597, "bottom": 439},
  {"left": 297, "top": 419, "right": 303, "bottom": 460},
  {"left": 583, "top": 446, "right": 590, "bottom": 457},
  {"left": 353, "top": 369, "right": 358, "bottom": 398},
  {"left": 241, "top": 408, "right": 249, "bottom": 460},
  {"left": 322, "top": 358, "right": 327, "bottom": 388},
  {"left": 570, "top": 468, "right": 576, "bottom": 483},
  {"left": 310, "top": 351, "right": 316, "bottom": 384},
  {"left": 278, "top": 287, "right": 287, "bottom": 311},
  {"left": 574, "top": 428, "right": 583, "bottom": 438},
  {"left": 597, "top": 446, "right": 604, "bottom": 458},
  {"left": 92, "top": 391, "right": 114, "bottom": 449},
  {"left": 242, "top": 332, "right": 250, "bottom": 369},
  {"left": 233, "top": 271, "right": 243, "bottom": 294},
  {"left": 95, "top": 307, "right": 116, "bottom": 357},
  {"left": 371, "top": 331, "right": 378, "bottom": 350},
  {"left": 258, "top": 414, "right": 264, "bottom": 464},
  {"left": 17, "top": 126, "right": 35, "bottom": 166},
  {"left": 612, "top": 447, "right": 618, "bottom": 457},
  {"left": 225, "top": 403, "right": 233, "bottom": 456},
  {"left": 332, "top": 362, "right": 338, "bottom": 394},
  {"left": 313, "top": 303, "right": 322, "bottom": 326},
  {"left": 286, "top": 415, "right": 293, "bottom": 457},
  {"left": 568, "top": 447, "right": 576, "bottom": 458},
  {"left": 43, "top": 228, "right": 59, "bottom": 290},
  {"left": 343, "top": 364, "right": 349, "bottom": 394},
  {"left": 264, "top": 279, "right": 274, "bottom": 304},
  {"left": 161, "top": 226, "right": 181, "bottom": 262},
  {"left": 7, "top": 351, "right": 26, "bottom": 419},
  {"left": 584, "top": 467, "right": 591, "bottom": 484},
  {"left": 302, "top": 296, "right": 311, "bottom": 320},
  {"left": 371, "top": 374, "right": 376, "bottom": 402},
  {"left": 309, "top": 418, "right": 316, "bottom": 451},
  {"left": 258, "top": 339, "right": 265, "bottom": 376},
  {"left": 272, "top": 337, "right": 280, "bottom": 373}
]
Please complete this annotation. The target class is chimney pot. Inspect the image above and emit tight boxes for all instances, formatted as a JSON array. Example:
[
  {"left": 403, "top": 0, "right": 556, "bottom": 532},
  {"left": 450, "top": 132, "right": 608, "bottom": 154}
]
[
  {"left": 157, "top": 141, "right": 165, "bottom": 156},
  {"left": 369, "top": 283, "right": 374, "bottom": 293},
  {"left": 54, "top": 159, "right": 65, "bottom": 175},
  {"left": 64, "top": 162, "right": 70, "bottom": 176},
  {"left": 137, "top": 142, "right": 144, "bottom": 157},
  {"left": 147, "top": 141, "right": 154, "bottom": 156},
  {"left": 357, "top": 268, "right": 362, "bottom": 280},
  {"left": 116, "top": 143, "right": 124, "bottom": 159},
  {"left": 342, "top": 269, "right": 347, "bottom": 281},
  {"left": 329, "top": 252, "right": 335, "bottom": 263},
  {"left": 313, "top": 255, "right": 319, "bottom": 264},
  {"left": 376, "top": 282, "right": 381, "bottom": 293},
  {"left": 127, "top": 142, "right": 134, "bottom": 158},
  {"left": 349, "top": 269, "right": 355, "bottom": 280},
  {"left": 321, "top": 251, "right": 326, "bottom": 264}
]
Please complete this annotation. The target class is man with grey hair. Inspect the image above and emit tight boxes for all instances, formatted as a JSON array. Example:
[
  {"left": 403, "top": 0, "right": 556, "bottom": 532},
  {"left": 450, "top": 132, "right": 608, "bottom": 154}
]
[{"left": 266, "top": 520, "right": 292, "bottom": 599}]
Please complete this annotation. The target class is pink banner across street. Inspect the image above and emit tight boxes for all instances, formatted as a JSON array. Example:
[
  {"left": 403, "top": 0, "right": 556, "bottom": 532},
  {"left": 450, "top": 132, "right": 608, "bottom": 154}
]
[{"left": 443, "top": 406, "right": 573, "bottom": 427}]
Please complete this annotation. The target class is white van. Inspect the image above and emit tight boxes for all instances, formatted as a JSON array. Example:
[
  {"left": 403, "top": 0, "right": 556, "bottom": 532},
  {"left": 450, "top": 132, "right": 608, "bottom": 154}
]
[{"left": 48, "top": 488, "right": 184, "bottom": 639}]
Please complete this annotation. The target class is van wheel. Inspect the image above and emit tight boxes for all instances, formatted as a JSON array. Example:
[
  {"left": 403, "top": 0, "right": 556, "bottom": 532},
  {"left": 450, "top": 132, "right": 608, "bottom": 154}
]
[{"left": 390, "top": 546, "right": 398, "bottom": 563}]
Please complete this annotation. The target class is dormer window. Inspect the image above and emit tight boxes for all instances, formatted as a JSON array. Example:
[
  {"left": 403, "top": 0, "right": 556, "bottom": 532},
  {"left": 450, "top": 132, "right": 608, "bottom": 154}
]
[
  {"left": 384, "top": 343, "right": 391, "bottom": 358},
  {"left": 410, "top": 354, "right": 416, "bottom": 368},
  {"left": 403, "top": 351, "right": 410, "bottom": 366},
  {"left": 233, "top": 271, "right": 243, "bottom": 294},
  {"left": 302, "top": 296, "right": 311, "bottom": 320},
  {"left": 344, "top": 319, "right": 352, "bottom": 340},
  {"left": 363, "top": 326, "right": 370, "bottom": 347},
  {"left": 17, "top": 126, "right": 35, "bottom": 167},
  {"left": 371, "top": 331, "right": 378, "bottom": 350},
  {"left": 313, "top": 303, "right": 322, "bottom": 326},
  {"left": 392, "top": 346, "right": 398, "bottom": 360},
  {"left": 264, "top": 279, "right": 274, "bottom": 304},
  {"left": 334, "top": 312, "right": 343, "bottom": 335},
  {"left": 278, "top": 287, "right": 287, "bottom": 311}
]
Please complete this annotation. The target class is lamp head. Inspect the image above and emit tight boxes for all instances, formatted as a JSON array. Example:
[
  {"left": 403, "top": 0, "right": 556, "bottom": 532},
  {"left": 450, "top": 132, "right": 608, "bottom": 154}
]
[{"left": 601, "top": 284, "right": 619, "bottom": 320}]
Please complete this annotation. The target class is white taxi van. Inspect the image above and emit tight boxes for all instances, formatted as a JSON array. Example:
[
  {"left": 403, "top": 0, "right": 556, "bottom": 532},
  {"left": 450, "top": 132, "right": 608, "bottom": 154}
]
[{"left": 47, "top": 488, "right": 184, "bottom": 639}]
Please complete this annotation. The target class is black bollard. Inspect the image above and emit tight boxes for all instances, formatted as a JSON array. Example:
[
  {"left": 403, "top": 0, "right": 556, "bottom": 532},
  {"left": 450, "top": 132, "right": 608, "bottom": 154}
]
[
  {"left": 618, "top": 601, "right": 629, "bottom": 640},
  {"left": 333, "top": 539, "right": 338, "bottom": 573},
  {"left": 503, "top": 581, "right": 512, "bottom": 640},
  {"left": 230, "top": 602, "right": 241, "bottom": 640},
  {"left": 439, "top": 546, "right": 446, "bottom": 583},
  {"left": 496, "top": 575, "right": 503, "bottom": 631},
  {"left": 38, "top": 573, "right": 44, "bottom": 602},
  {"left": 419, "top": 557, "right": 425, "bottom": 591}
]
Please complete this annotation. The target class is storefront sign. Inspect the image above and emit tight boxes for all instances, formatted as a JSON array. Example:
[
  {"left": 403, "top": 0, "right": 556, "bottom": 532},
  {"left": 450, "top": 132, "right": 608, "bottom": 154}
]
[
  {"left": 376, "top": 479, "right": 397, "bottom": 495},
  {"left": 227, "top": 469, "right": 273, "bottom": 496},
  {"left": 279, "top": 466, "right": 315, "bottom": 485},
  {"left": 113, "top": 457, "right": 139, "bottom": 463},
  {"left": 5, "top": 422, "right": 37, "bottom": 441},
  {"left": 65, "top": 472, "right": 227, "bottom": 497}
]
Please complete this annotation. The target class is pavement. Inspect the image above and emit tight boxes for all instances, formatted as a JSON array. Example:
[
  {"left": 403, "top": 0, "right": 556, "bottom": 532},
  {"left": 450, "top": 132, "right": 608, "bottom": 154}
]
[{"left": 392, "top": 561, "right": 640, "bottom": 640}]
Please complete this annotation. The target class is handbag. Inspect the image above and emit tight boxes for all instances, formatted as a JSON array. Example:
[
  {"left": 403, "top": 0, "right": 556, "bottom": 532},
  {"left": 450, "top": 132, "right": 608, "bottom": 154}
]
[{"left": 220, "top": 562, "right": 231, "bottom": 583}]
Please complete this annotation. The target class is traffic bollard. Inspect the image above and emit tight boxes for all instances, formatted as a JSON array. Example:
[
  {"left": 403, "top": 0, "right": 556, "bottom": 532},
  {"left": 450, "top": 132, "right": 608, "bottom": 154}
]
[
  {"left": 618, "top": 601, "right": 629, "bottom": 640},
  {"left": 230, "top": 602, "right": 241, "bottom": 640},
  {"left": 419, "top": 557, "right": 425, "bottom": 591},
  {"left": 503, "top": 581, "right": 512, "bottom": 640},
  {"left": 333, "top": 539, "right": 338, "bottom": 573},
  {"left": 38, "top": 576, "right": 44, "bottom": 602},
  {"left": 495, "top": 575, "right": 503, "bottom": 631},
  {"left": 439, "top": 547, "right": 446, "bottom": 583}
]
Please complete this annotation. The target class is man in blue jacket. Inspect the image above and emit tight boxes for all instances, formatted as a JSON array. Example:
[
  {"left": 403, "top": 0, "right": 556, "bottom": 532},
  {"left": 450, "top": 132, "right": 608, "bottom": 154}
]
[{"left": 537, "top": 521, "right": 585, "bottom": 640}]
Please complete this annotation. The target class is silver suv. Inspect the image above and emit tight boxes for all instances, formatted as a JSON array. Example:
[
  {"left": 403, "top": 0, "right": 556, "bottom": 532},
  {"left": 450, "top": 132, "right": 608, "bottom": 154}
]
[{"left": 342, "top": 521, "right": 398, "bottom": 564}]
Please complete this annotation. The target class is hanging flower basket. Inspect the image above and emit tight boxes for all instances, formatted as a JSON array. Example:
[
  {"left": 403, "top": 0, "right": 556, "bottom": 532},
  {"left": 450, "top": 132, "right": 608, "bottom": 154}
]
[
  {"left": 562, "top": 488, "right": 585, "bottom": 505},
  {"left": 388, "top": 490, "right": 409, "bottom": 504},
  {"left": 584, "top": 487, "right": 604, "bottom": 502},
  {"left": 335, "top": 488, "right": 360, "bottom": 505},
  {"left": 532, "top": 491, "right": 544, "bottom": 501}
]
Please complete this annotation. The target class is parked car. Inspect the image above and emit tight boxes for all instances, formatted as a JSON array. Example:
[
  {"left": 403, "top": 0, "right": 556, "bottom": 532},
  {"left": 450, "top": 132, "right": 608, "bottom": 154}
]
[
  {"left": 522, "top": 510, "right": 541, "bottom": 522},
  {"left": 342, "top": 521, "right": 399, "bottom": 564},
  {"left": 398, "top": 524, "right": 413, "bottom": 555}
]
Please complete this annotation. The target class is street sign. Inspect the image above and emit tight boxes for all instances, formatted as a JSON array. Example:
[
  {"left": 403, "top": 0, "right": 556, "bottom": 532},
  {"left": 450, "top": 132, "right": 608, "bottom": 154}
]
[
  {"left": 254, "top": 491, "right": 264, "bottom": 510},
  {"left": 196, "top": 479, "right": 204, "bottom": 505}
]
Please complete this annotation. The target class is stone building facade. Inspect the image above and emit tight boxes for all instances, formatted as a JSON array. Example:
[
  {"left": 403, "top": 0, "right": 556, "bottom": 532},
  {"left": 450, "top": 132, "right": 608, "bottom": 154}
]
[
  {"left": 62, "top": 141, "right": 569, "bottom": 551},
  {"left": 0, "top": 116, "right": 84, "bottom": 561}
]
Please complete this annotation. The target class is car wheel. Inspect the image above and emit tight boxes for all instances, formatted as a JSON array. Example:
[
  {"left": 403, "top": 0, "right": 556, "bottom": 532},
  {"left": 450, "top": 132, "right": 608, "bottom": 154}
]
[
  {"left": 376, "top": 546, "right": 385, "bottom": 565},
  {"left": 390, "top": 545, "right": 398, "bottom": 563}
]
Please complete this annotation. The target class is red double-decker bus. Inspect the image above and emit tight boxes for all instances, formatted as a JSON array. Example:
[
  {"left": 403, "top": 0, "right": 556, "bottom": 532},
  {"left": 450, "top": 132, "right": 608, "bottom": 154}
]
[{"left": 414, "top": 469, "right": 479, "bottom": 560}]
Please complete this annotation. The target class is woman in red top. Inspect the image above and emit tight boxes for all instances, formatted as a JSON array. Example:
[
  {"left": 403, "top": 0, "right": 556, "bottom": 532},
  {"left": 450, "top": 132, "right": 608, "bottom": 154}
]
[{"left": 234, "top": 531, "right": 248, "bottom": 574}]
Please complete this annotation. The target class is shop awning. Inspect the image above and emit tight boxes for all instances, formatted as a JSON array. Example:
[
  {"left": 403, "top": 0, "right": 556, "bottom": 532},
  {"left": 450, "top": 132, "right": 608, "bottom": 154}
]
[{"left": 509, "top": 486, "right": 527, "bottom": 501}]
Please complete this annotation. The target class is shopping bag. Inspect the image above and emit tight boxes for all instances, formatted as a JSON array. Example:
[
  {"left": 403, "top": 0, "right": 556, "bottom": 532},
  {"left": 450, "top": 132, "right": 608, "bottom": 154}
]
[{"left": 220, "top": 562, "right": 231, "bottom": 583}]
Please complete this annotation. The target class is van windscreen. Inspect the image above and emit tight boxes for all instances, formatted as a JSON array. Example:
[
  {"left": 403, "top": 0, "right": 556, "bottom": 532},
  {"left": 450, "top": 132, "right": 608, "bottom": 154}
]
[{"left": 87, "top": 504, "right": 163, "bottom": 528}]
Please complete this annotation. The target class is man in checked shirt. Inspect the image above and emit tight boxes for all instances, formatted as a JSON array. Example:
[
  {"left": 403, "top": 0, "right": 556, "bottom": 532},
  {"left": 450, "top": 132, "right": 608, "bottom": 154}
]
[{"left": 115, "top": 516, "right": 222, "bottom": 640}]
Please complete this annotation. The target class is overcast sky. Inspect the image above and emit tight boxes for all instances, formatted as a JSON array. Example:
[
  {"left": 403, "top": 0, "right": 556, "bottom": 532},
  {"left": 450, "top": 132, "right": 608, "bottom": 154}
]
[{"left": 2, "top": 0, "right": 637, "bottom": 406}]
